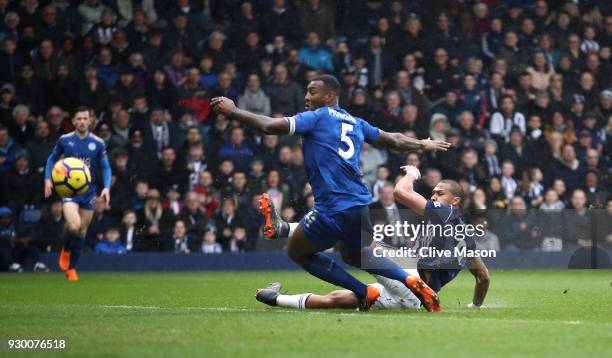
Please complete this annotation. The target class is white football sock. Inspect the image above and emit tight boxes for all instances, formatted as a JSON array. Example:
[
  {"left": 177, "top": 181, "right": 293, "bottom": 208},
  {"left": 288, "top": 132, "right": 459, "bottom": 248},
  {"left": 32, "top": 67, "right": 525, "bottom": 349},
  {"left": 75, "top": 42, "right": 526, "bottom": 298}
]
[
  {"left": 288, "top": 223, "right": 299, "bottom": 237},
  {"left": 276, "top": 293, "right": 312, "bottom": 309}
]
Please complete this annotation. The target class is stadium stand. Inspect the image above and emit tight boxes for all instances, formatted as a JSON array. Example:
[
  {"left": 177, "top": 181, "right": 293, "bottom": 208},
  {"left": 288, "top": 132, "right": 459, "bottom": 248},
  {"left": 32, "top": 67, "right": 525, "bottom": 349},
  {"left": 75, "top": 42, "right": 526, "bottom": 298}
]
[{"left": 0, "top": 0, "right": 610, "bottom": 271}]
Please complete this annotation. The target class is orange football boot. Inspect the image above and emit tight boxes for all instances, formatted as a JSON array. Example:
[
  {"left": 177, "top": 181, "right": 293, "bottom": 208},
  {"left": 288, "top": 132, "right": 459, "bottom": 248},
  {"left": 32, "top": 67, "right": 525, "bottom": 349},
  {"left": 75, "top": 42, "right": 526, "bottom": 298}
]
[
  {"left": 259, "top": 194, "right": 277, "bottom": 239},
  {"left": 406, "top": 276, "right": 441, "bottom": 312},
  {"left": 65, "top": 269, "right": 79, "bottom": 281},
  {"left": 58, "top": 248, "right": 70, "bottom": 272},
  {"left": 358, "top": 284, "right": 381, "bottom": 311}
]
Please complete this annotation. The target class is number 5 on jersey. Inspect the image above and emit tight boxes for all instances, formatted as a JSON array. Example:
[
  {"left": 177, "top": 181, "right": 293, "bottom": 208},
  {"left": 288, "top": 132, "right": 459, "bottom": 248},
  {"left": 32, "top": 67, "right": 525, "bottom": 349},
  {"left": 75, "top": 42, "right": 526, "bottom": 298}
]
[{"left": 339, "top": 123, "right": 355, "bottom": 159}]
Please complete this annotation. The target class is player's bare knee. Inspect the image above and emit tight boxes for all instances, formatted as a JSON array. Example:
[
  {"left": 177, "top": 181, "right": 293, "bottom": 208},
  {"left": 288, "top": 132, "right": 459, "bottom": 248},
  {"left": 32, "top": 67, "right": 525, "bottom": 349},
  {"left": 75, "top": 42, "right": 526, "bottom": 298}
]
[{"left": 67, "top": 221, "right": 80, "bottom": 234}]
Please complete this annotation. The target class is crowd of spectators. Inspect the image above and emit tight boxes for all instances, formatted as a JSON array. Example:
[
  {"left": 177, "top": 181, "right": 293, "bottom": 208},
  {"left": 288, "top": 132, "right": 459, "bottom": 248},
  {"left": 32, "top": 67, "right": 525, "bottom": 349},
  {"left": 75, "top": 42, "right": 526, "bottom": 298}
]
[{"left": 0, "top": 0, "right": 611, "bottom": 269}]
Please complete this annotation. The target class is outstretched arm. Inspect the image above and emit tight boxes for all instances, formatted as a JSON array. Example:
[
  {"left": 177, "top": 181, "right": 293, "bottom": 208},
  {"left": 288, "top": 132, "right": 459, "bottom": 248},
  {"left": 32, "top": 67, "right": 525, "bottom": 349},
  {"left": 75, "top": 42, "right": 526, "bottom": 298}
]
[
  {"left": 211, "top": 97, "right": 289, "bottom": 135},
  {"left": 466, "top": 257, "right": 490, "bottom": 307},
  {"left": 375, "top": 130, "right": 451, "bottom": 152},
  {"left": 393, "top": 165, "right": 427, "bottom": 215}
]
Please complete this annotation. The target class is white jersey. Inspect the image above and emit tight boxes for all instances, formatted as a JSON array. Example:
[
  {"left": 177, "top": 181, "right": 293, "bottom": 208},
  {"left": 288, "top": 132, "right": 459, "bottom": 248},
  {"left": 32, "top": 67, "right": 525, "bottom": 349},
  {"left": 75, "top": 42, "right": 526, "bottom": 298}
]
[{"left": 371, "top": 269, "right": 421, "bottom": 310}]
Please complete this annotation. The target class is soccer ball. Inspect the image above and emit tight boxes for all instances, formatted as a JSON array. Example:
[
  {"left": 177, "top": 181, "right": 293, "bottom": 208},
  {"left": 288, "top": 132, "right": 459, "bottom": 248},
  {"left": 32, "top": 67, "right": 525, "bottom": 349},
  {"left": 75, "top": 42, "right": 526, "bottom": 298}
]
[{"left": 51, "top": 157, "right": 92, "bottom": 198}]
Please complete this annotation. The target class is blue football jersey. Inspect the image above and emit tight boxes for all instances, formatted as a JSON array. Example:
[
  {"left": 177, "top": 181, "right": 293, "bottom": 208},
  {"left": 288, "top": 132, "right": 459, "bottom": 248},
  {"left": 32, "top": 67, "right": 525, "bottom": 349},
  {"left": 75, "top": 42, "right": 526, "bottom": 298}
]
[
  {"left": 415, "top": 200, "right": 476, "bottom": 269},
  {"left": 45, "top": 132, "right": 110, "bottom": 189},
  {"left": 285, "top": 106, "right": 380, "bottom": 213}
]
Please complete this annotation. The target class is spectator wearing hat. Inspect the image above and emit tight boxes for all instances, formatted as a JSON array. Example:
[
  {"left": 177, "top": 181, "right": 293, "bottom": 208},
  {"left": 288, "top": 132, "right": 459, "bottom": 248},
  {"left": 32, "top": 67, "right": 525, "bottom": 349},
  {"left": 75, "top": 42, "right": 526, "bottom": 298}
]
[
  {"left": 0, "top": 83, "right": 16, "bottom": 126},
  {"left": 338, "top": 66, "right": 360, "bottom": 107},
  {"left": 594, "top": 90, "right": 612, "bottom": 121},
  {"left": 108, "top": 148, "right": 133, "bottom": 214},
  {"left": 135, "top": 188, "right": 175, "bottom": 251}
]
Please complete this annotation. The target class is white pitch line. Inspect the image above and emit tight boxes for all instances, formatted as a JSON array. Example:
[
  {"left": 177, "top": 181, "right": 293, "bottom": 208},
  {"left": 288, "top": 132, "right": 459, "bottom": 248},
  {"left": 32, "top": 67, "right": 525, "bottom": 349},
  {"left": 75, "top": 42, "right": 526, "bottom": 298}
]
[{"left": 98, "top": 304, "right": 591, "bottom": 326}]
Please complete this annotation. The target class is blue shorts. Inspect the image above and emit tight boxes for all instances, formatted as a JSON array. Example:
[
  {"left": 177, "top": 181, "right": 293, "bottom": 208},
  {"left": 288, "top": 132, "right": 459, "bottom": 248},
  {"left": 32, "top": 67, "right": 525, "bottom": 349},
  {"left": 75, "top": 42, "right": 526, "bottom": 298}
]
[
  {"left": 418, "top": 268, "right": 461, "bottom": 293},
  {"left": 62, "top": 187, "right": 96, "bottom": 211},
  {"left": 300, "top": 205, "right": 372, "bottom": 250}
]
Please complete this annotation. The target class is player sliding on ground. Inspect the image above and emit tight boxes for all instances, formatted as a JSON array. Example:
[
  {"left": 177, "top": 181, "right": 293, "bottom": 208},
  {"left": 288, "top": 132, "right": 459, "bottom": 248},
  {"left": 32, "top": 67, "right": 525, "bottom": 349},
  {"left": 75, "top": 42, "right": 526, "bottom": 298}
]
[
  {"left": 212, "top": 75, "right": 450, "bottom": 311},
  {"left": 44, "top": 107, "right": 111, "bottom": 281},
  {"left": 255, "top": 184, "right": 489, "bottom": 310}
]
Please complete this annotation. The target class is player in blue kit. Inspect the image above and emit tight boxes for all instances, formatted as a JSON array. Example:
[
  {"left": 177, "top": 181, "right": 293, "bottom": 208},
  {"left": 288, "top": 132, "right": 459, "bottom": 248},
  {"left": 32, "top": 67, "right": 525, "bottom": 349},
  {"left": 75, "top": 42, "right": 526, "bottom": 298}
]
[
  {"left": 44, "top": 107, "right": 112, "bottom": 281},
  {"left": 211, "top": 75, "right": 450, "bottom": 311},
  {"left": 393, "top": 165, "right": 490, "bottom": 304}
]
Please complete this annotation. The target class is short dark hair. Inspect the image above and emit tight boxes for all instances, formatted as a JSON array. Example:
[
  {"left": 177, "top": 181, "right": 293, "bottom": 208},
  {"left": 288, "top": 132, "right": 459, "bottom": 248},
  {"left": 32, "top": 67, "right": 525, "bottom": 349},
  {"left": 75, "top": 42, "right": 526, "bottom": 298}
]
[
  {"left": 312, "top": 74, "right": 341, "bottom": 94},
  {"left": 439, "top": 179, "right": 464, "bottom": 202},
  {"left": 72, "top": 106, "right": 90, "bottom": 118}
]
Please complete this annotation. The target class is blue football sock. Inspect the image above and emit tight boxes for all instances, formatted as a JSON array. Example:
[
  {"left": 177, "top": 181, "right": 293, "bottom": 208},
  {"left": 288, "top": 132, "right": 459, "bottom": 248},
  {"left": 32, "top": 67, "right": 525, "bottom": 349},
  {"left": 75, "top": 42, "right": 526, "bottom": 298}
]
[
  {"left": 69, "top": 237, "right": 85, "bottom": 269},
  {"left": 361, "top": 247, "right": 411, "bottom": 284},
  {"left": 301, "top": 252, "right": 368, "bottom": 299},
  {"left": 62, "top": 232, "right": 75, "bottom": 251}
]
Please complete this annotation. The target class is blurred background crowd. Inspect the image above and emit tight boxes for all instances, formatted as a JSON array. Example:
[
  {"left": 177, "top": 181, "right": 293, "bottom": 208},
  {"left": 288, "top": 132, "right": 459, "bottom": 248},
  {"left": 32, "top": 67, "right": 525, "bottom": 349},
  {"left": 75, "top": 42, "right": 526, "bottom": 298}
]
[{"left": 0, "top": 0, "right": 611, "bottom": 269}]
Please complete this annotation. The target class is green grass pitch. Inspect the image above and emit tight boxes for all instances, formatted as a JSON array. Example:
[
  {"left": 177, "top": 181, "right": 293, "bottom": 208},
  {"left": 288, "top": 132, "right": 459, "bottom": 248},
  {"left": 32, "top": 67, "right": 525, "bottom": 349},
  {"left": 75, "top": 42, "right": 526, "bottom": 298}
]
[{"left": 1, "top": 270, "right": 611, "bottom": 357}]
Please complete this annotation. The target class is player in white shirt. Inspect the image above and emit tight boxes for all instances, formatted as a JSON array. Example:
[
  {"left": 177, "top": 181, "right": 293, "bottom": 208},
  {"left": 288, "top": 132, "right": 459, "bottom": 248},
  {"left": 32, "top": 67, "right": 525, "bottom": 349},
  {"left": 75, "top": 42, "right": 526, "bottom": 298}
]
[{"left": 256, "top": 269, "right": 421, "bottom": 311}]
